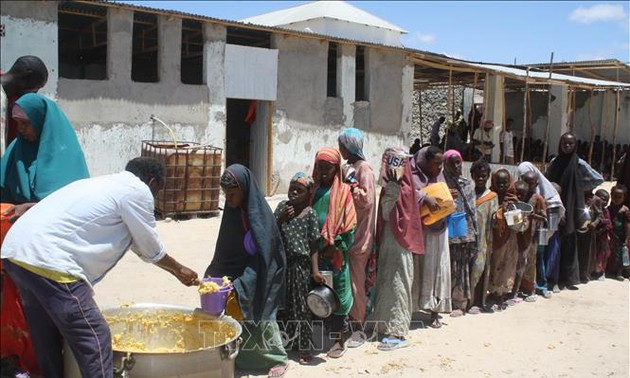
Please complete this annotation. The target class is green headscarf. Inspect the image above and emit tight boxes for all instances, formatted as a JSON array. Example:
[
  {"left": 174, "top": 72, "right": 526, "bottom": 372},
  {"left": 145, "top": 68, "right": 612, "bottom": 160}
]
[{"left": 0, "top": 93, "right": 89, "bottom": 203}]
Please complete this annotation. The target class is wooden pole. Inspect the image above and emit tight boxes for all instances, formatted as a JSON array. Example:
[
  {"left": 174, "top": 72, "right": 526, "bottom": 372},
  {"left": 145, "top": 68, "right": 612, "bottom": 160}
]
[
  {"left": 419, "top": 88, "right": 423, "bottom": 145},
  {"left": 444, "top": 68, "right": 453, "bottom": 150},
  {"left": 600, "top": 90, "right": 610, "bottom": 171},
  {"left": 542, "top": 52, "right": 554, "bottom": 163},
  {"left": 470, "top": 73, "right": 478, "bottom": 160},
  {"left": 587, "top": 90, "right": 595, "bottom": 165},
  {"left": 611, "top": 90, "right": 620, "bottom": 179},
  {"left": 520, "top": 69, "right": 530, "bottom": 163}
]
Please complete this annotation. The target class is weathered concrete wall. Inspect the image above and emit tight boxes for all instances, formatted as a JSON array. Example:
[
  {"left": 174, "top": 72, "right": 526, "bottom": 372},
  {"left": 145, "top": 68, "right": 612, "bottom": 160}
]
[
  {"left": 0, "top": 1, "right": 58, "bottom": 98},
  {"left": 2, "top": 4, "right": 414, "bottom": 191},
  {"left": 270, "top": 36, "right": 405, "bottom": 191},
  {"left": 365, "top": 48, "right": 406, "bottom": 135},
  {"left": 58, "top": 9, "right": 209, "bottom": 176}
]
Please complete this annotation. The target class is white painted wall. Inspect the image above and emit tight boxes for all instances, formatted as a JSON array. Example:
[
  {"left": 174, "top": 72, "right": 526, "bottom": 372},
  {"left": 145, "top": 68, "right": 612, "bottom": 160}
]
[{"left": 0, "top": 15, "right": 58, "bottom": 98}]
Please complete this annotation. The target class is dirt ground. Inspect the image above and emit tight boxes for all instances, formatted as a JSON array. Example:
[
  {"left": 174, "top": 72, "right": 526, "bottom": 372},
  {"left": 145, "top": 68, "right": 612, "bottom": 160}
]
[{"left": 94, "top": 195, "right": 630, "bottom": 378}]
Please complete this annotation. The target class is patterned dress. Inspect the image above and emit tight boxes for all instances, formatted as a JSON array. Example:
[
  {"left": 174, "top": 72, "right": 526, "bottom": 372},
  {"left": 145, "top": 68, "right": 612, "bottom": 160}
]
[{"left": 274, "top": 200, "right": 320, "bottom": 352}]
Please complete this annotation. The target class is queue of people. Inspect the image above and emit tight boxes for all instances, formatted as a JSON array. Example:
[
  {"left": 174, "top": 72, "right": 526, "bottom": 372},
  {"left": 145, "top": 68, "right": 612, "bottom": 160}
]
[{"left": 1, "top": 54, "right": 629, "bottom": 378}]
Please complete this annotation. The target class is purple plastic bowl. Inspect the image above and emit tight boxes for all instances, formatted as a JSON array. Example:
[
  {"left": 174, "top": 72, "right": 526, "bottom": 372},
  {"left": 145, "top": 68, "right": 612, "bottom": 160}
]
[{"left": 200, "top": 277, "right": 232, "bottom": 316}]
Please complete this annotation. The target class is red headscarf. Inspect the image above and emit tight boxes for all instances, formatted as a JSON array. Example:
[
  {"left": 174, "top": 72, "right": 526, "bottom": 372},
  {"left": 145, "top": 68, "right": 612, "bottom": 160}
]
[{"left": 312, "top": 147, "right": 357, "bottom": 245}]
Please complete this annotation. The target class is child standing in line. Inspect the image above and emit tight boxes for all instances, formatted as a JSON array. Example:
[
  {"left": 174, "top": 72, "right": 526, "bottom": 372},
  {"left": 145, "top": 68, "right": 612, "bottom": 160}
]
[
  {"left": 593, "top": 189, "right": 612, "bottom": 280},
  {"left": 469, "top": 159, "right": 499, "bottom": 314},
  {"left": 607, "top": 185, "right": 630, "bottom": 280},
  {"left": 274, "top": 173, "right": 321, "bottom": 364},
  {"left": 488, "top": 169, "right": 520, "bottom": 309},
  {"left": 514, "top": 178, "right": 547, "bottom": 301}
]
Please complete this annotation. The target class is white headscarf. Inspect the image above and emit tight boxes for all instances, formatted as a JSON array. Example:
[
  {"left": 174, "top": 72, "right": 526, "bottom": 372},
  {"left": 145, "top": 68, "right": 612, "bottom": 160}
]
[{"left": 517, "top": 161, "right": 565, "bottom": 219}]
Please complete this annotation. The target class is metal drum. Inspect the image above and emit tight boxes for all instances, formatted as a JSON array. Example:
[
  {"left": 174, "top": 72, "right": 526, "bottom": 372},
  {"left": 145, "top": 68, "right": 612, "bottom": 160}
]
[{"left": 64, "top": 304, "right": 241, "bottom": 378}]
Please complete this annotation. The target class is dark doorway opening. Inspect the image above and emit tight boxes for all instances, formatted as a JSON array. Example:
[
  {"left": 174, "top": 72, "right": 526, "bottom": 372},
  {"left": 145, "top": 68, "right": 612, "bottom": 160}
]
[{"left": 226, "top": 98, "right": 251, "bottom": 168}]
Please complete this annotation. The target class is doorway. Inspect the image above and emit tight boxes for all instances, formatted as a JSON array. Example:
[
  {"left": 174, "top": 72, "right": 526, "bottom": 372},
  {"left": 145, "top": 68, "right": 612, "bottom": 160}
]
[{"left": 225, "top": 98, "right": 271, "bottom": 194}]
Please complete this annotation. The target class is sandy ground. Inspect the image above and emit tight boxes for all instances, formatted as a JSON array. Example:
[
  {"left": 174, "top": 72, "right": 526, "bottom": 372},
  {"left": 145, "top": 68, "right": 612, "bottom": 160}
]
[{"left": 94, "top": 195, "right": 630, "bottom": 378}]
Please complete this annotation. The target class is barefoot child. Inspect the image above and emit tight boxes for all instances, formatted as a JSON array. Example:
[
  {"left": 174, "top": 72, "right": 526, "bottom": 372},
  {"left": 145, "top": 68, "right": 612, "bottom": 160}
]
[
  {"left": 593, "top": 189, "right": 612, "bottom": 280},
  {"left": 514, "top": 178, "right": 546, "bottom": 301},
  {"left": 488, "top": 169, "right": 520, "bottom": 309},
  {"left": 274, "top": 173, "right": 321, "bottom": 364},
  {"left": 469, "top": 159, "right": 498, "bottom": 313},
  {"left": 606, "top": 185, "right": 630, "bottom": 280}
]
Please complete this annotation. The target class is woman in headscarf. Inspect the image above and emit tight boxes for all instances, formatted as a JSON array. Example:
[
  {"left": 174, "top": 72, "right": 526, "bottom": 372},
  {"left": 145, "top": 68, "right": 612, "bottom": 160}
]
[
  {"left": 517, "top": 161, "right": 565, "bottom": 293},
  {"left": 311, "top": 147, "right": 357, "bottom": 358},
  {"left": 372, "top": 147, "right": 423, "bottom": 351},
  {"left": 274, "top": 172, "right": 319, "bottom": 364},
  {"left": 205, "top": 164, "right": 288, "bottom": 377},
  {"left": 0, "top": 93, "right": 89, "bottom": 375},
  {"left": 443, "top": 149, "right": 477, "bottom": 317},
  {"left": 1, "top": 93, "right": 89, "bottom": 213},
  {"left": 546, "top": 132, "right": 603, "bottom": 290},
  {"left": 337, "top": 128, "right": 375, "bottom": 343},
  {"left": 410, "top": 146, "right": 451, "bottom": 328}
]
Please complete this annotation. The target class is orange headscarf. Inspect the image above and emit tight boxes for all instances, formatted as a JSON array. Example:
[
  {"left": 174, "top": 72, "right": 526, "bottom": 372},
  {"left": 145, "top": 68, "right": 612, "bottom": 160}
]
[{"left": 312, "top": 147, "right": 357, "bottom": 246}]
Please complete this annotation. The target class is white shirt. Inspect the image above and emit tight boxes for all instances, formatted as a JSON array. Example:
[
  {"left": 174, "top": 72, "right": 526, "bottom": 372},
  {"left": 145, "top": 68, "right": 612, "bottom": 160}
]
[
  {"left": 473, "top": 128, "right": 493, "bottom": 155},
  {"left": 1, "top": 171, "right": 166, "bottom": 287},
  {"left": 501, "top": 130, "right": 514, "bottom": 157}
]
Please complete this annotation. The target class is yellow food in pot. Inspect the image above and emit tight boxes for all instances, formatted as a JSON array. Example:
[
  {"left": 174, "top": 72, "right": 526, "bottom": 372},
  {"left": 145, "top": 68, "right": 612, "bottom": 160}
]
[{"left": 106, "top": 310, "right": 236, "bottom": 353}]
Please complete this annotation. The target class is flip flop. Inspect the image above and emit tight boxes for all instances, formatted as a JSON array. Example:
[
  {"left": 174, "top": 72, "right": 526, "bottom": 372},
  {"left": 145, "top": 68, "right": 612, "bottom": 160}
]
[
  {"left": 377, "top": 337, "right": 410, "bottom": 351},
  {"left": 450, "top": 309, "right": 465, "bottom": 317},
  {"left": 467, "top": 306, "right": 481, "bottom": 315},
  {"left": 327, "top": 342, "right": 347, "bottom": 359},
  {"left": 506, "top": 297, "right": 523, "bottom": 306},
  {"left": 268, "top": 364, "right": 288, "bottom": 378},
  {"left": 524, "top": 294, "right": 537, "bottom": 303},
  {"left": 429, "top": 318, "right": 442, "bottom": 329},
  {"left": 346, "top": 331, "right": 366, "bottom": 348}
]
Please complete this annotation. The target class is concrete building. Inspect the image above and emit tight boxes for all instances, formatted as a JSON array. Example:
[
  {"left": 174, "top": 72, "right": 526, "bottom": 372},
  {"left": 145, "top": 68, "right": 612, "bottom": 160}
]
[
  {"left": 2, "top": 1, "right": 629, "bottom": 195},
  {"left": 1, "top": 0, "right": 414, "bottom": 194}
]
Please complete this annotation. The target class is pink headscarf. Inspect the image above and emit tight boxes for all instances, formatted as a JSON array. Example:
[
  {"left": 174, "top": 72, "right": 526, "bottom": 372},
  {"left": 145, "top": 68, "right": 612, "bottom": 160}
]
[{"left": 444, "top": 149, "right": 462, "bottom": 162}]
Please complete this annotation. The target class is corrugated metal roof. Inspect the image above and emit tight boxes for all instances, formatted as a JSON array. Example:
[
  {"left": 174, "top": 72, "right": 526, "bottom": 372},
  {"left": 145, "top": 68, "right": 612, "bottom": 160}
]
[
  {"left": 241, "top": 1, "right": 407, "bottom": 33},
  {"left": 466, "top": 62, "right": 630, "bottom": 88},
  {"left": 527, "top": 59, "right": 626, "bottom": 67}
]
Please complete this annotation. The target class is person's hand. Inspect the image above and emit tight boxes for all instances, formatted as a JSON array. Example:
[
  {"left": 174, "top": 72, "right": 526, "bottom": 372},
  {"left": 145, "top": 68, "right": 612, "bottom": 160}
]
[
  {"left": 424, "top": 195, "right": 440, "bottom": 212},
  {"left": 449, "top": 189, "right": 459, "bottom": 199},
  {"left": 278, "top": 204, "right": 295, "bottom": 224},
  {"left": 312, "top": 271, "right": 326, "bottom": 285},
  {"left": 175, "top": 266, "right": 199, "bottom": 287},
  {"left": 385, "top": 168, "right": 401, "bottom": 184},
  {"left": 4, "top": 203, "right": 36, "bottom": 223}
]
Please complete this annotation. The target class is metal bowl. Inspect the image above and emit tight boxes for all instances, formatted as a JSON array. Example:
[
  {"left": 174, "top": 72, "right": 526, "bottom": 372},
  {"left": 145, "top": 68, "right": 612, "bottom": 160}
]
[
  {"left": 512, "top": 201, "right": 533, "bottom": 215},
  {"left": 306, "top": 284, "right": 340, "bottom": 318}
]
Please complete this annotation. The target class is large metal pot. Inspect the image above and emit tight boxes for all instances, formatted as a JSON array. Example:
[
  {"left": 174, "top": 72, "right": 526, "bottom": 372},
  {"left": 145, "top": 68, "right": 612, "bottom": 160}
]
[{"left": 64, "top": 303, "right": 242, "bottom": 378}]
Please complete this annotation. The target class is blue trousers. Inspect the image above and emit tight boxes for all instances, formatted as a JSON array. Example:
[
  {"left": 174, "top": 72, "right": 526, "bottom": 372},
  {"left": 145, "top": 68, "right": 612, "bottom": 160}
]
[{"left": 3, "top": 260, "right": 113, "bottom": 378}]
